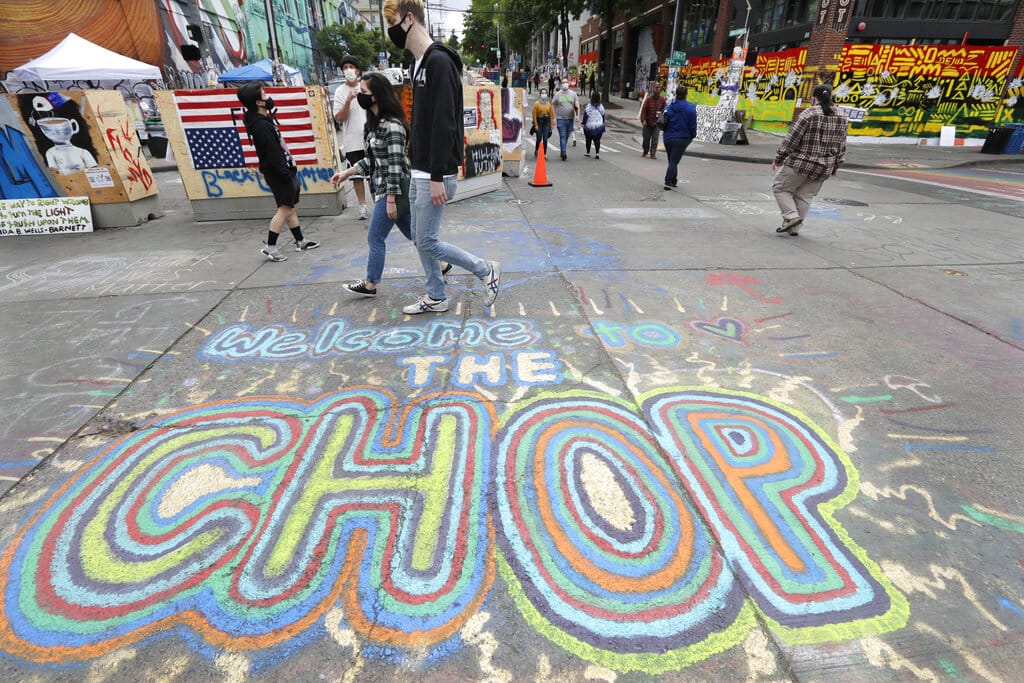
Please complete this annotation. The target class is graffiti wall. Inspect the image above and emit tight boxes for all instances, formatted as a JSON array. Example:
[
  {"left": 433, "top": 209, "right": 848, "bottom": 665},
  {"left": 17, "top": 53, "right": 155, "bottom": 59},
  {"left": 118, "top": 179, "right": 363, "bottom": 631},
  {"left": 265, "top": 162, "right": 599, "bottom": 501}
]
[
  {"left": 500, "top": 87, "right": 525, "bottom": 166},
  {"left": 154, "top": 86, "right": 338, "bottom": 202},
  {"left": 2, "top": 90, "right": 156, "bottom": 204},
  {"left": 740, "top": 47, "right": 807, "bottom": 135},
  {"left": 999, "top": 54, "right": 1024, "bottom": 124},
  {"left": 159, "top": 0, "right": 248, "bottom": 89},
  {"left": 833, "top": 44, "right": 1020, "bottom": 139},
  {"left": 679, "top": 55, "right": 730, "bottom": 107},
  {"left": 463, "top": 85, "right": 503, "bottom": 180}
]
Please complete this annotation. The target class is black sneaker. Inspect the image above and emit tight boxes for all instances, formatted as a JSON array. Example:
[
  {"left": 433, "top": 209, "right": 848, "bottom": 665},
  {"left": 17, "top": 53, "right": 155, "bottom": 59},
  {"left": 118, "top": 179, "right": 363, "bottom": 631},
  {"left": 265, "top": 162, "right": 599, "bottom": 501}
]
[
  {"left": 343, "top": 281, "right": 376, "bottom": 297},
  {"left": 441, "top": 262, "right": 453, "bottom": 275}
]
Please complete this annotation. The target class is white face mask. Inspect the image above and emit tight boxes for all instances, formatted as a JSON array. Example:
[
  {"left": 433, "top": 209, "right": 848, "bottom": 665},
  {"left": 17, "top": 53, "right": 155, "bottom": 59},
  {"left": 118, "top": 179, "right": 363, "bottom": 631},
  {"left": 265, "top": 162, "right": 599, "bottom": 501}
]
[
  {"left": 540, "top": 93, "right": 548, "bottom": 99},
  {"left": 562, "top": 83, "right": 569, "bottom": 91},
  {"left": 344, "top": 68, "right": 357, "bottom": 82}
]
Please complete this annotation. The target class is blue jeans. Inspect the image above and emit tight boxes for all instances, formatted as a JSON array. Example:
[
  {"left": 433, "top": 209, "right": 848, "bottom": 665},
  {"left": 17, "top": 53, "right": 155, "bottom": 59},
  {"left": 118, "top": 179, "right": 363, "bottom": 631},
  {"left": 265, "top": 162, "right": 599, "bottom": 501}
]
[
  {"left": 365, "top": 195, "right": 412, "bottom": 284},
  {"left": 535, "top": 119, "right": 551, "bottom": 155},
  {"left": 410, "top": 176, "right": 489, "bottom": 301},
  {"left": 663, "top": 137, "right": 693, "bottom": 186},
  {"left": 556, "top": 118, "right": 573, "bottom": 155}
]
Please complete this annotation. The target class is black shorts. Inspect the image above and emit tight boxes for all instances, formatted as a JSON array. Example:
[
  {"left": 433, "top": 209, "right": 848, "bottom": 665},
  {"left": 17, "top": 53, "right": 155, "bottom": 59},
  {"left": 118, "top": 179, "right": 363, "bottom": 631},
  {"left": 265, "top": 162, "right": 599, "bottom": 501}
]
[
  {"left": 266, "top": 168, "right": 300, "bottom": 207},
  {"left": 345, "top": 150, "right": 366, "bottom": 178}
]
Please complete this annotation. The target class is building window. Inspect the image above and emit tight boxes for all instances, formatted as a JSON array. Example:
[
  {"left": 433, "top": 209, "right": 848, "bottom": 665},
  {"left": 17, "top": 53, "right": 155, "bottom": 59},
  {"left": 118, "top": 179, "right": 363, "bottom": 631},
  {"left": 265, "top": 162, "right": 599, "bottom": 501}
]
[
  {"left": 756, "top": 0, "right": 818, "bottom": 33},
  {"left": 678, "top": 0, "right": 720, "bottom": 49},
  {"left": 863, "top": 0, "right": 1015, "bottom": 20}
]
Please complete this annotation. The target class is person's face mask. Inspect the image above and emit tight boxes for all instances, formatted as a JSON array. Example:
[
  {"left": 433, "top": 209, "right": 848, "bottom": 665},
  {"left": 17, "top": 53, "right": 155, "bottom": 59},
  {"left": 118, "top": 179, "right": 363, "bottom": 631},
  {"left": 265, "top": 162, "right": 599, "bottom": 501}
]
[
  {"left": 356, "top": 92, "right": 374, "bottom": 110},
  {"left": 540, "top": 92, "right": 547, "bottom": 100},
  {"left": 262, "top": 96, "right": 275, "bottom": 112},
  {"left": 343, "top": 67, "right": 358, "bottom": 82},
  {"left": 562, "top": 83, "right": 569, "bottom": 91},
  {"left": 388, "top": 14, "right": 411, "bottom": 50}
]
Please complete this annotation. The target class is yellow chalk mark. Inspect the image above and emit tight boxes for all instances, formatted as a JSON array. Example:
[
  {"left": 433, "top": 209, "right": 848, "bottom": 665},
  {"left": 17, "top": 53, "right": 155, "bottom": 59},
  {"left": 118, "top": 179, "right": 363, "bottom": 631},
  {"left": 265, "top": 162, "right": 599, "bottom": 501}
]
[
  {"left": 589, "top": 298, "right": 604, "bottom": 315},
  {"left": 87, "top": 648, "right": 137, "bottom": 683},
  {"left": 915, "top": 622, "right": 1006, "bottom": 683},
  {"left": 742, "top": 628, "right": 777, "bottom": 682},
  {"left": 549, "top": 301, "right": 560, "bottom": 316},
  {"left": 461, "top": 612, "right": 512, "bottom": 682},
  {"left": 838, "top": 405, "right": 864, "bottom": 453},
  {"left": 881, "top": 561, "right": 1006, "bottom": 631},
  {"left": 150, "top": 654, "right": 191, "bottom": 683},
  {"left": 518, "top": 302, "right": 526, "bottom": 316},
  {"left": 185, "top": 322, "right": 210, "bottom": 335},
  {"left": 240, "top": 304, "right": 249, "bottom": 321},
  {"left": 767, "top": 374, "right": 813, "bottom": 405},
  {"left": 329, "top": 301, "right": 338, "bottom": 316},
  {"left": 860, "top": 637, "right": 939, "bottom": 682},
  {"left": 138, "top": 348, "right": 177, "bottom": 356},
  {"left": 860, "top": 482, "right": 981, "bottom": 531},
  {"left": 26, "top": 436, "right": 65, "bottom": 443},
  {"left": 583, "top": 665, "right": 618, "bottom": 682},
  {"left": 673, "top": 296, "right": 686, "bottom": 313},
  {"left": 455, "top": 301, "right": 463, "bottom": 316},
  {"left": 721, "top": 295, "right": 728, "bottom": 312},
  {"left": 96, "top": 377, "right": 131, "bottom": 383},
  {"left": 325, "top": 607, "right": 365, "bottom": 683},
  {"left": 845, "top": 505, "right": 915, "bottom": 535},
  {"left": 274, "top": 368, "right": 302, "bottom": 394},
  {"left": 685, "top": 352, "right": 720, "bottom": 388},
  {"left": 214, "top": 652, "right": 249, "bottom": 683},
  {"left": 368, "top": 307, "right": 379, "bottom": 323},
  {"left": 830, "top": 382, "right": 880, "bottom": 392},
  {"left": 239, "top": 368, "right": 276, "bottom": 396},
  {"left": 626, "top": 297, "right": 643, "bottom": 314}
]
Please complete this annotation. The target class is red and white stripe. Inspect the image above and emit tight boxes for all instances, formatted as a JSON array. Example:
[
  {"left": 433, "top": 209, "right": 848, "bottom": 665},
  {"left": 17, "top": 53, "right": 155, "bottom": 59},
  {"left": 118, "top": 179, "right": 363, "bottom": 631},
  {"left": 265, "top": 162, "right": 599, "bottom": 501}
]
[{"left": 173, "top": 88, "right": 318, "bottom": 166}]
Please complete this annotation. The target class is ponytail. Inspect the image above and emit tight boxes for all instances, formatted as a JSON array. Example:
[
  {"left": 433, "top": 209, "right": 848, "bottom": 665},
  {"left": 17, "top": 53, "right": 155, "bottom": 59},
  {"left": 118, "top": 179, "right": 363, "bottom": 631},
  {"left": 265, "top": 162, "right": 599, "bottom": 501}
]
[{"left": 812, "top": 85, "right": 835, "bottom": 116}]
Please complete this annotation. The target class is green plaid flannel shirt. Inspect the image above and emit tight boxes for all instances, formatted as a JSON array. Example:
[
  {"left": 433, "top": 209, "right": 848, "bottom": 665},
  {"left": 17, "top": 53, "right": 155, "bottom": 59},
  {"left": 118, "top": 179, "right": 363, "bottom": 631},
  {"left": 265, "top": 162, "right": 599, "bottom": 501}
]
[{"left": 354, "top": 117, "right": 410, "bottom": 202}]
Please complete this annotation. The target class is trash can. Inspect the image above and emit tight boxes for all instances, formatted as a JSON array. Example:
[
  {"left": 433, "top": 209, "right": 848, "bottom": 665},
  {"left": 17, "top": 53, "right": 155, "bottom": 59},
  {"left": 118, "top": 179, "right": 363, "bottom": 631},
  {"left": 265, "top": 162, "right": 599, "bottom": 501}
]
[
  {"left": 720, "top": 122, "right": 742, "bottom": 145},
  {"left": 980, "top": 126, "right": 1013, "bottom": 154},
  {"left": 147, "top": 132, "right": 168, "bottom": 158},
  {"left": 1003, "top": 123, "right": 1024, "bottom": 155}
]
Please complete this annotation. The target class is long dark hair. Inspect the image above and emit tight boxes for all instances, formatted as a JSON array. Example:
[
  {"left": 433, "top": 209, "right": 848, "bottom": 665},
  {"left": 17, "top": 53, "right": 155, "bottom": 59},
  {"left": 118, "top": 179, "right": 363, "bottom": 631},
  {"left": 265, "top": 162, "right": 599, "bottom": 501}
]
[
  {"left": 812, "top": 84, "right": 835, "bottom": 116},
  {"left": 362, "top": 72, "right": 408, "bottom": 137}
]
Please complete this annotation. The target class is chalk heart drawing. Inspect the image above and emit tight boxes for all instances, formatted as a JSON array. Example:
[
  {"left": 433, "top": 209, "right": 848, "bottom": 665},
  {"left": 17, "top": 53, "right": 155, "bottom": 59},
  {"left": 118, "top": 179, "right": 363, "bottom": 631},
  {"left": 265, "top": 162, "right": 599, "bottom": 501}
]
[
  {"left": 0, "top": 387, "right": 907, "bottom": 673},
  {"left": 690, "top": 317, "right": 746, "bottom": 344}
]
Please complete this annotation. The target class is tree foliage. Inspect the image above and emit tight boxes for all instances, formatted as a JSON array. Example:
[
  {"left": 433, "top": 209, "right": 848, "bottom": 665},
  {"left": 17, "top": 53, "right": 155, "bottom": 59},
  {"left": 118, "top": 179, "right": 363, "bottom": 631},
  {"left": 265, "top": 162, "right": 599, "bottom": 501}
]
[
  {"left": 316, "top": 22, "right": 407, "bottom": 73},
  {"left": 592, "top": 0, "right": 646, "bottom": 101},
  {"left": 535, "top": 0, "right": 586, "bottom": 71}
]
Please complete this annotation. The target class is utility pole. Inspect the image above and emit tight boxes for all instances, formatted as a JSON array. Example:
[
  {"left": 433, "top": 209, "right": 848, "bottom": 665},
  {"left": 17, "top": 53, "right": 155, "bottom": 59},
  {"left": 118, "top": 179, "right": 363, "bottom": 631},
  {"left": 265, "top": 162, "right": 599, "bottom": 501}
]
[
  {"left": 669, "top": 0, "right": 681, "bottom": 55},
  {"left": 264, "top": 0, "right": 283, "bottom": 84},
  {"left": 376, "top": 0, "right": 387, "bottom": 67},
  {"left": 495, "top": 3, "right": 501, "bottom": 69}
]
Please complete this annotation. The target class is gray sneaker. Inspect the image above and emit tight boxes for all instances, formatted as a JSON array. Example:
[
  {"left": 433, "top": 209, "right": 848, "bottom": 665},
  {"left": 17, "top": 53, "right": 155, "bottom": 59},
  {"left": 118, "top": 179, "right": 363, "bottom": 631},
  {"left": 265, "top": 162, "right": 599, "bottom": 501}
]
[
  {"left": 261, "top": 243, "right": 287, "bottom": 262},
  {"left": 295, "top": 239, "right": 320, "bottom": 251},
  {"left": 481, "top": 261, "right": 501, "bottom": 307},
  {"left": 403, "top": 295, "right": 449, "bottom": 314}
]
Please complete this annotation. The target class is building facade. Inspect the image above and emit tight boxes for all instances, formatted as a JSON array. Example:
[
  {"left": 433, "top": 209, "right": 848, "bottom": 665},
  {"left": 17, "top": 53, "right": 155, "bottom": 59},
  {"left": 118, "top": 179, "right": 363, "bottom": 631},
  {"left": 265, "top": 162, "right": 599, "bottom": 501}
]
[{"left": 582, "top": 0, "right": 1024, "bottom": 138}]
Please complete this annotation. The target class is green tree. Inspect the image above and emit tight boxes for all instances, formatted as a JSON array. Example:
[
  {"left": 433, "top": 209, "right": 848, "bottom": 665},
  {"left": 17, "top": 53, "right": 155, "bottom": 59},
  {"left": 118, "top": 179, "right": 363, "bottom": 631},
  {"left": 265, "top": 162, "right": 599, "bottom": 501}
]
[
  {"left": 445, "top": 30, "right": 460, "bottom": 53},
  {"left": 462, "top": 0, "right": 499, "bottom": 67},
  {"left": 535, "top": 0, "right": 585, "bottom": 72},
  {"left": 498, "top": 0, "right": 539, "bottom": 64},
  {"left": 316, "top": 22, "right": 406, "bottom": 74}
]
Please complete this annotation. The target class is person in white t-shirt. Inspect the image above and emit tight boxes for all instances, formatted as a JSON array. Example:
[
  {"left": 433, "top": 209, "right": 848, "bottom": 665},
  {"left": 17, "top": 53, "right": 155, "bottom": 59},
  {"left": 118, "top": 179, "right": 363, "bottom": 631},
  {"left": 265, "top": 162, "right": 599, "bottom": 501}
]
[{"left": 333, "top": 55, "right": 370, "bottom": 220}]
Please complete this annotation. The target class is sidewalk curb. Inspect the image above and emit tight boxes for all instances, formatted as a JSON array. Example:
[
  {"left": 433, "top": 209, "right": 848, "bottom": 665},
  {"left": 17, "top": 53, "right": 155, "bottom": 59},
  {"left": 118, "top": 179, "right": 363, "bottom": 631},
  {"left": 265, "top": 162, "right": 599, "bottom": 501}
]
[{"left": 607, "top": 111, "right": 1024, "bottom": 171}]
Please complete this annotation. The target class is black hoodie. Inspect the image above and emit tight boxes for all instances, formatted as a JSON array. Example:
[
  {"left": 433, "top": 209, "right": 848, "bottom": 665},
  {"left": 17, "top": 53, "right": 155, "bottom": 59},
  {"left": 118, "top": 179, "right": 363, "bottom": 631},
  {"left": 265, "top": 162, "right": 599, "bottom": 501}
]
[
  {"left": 409, "top": 43, "right": 464, "bottom": 182},
  {"left": 243, "top": 109, "right": 293, "bottom": 178}
]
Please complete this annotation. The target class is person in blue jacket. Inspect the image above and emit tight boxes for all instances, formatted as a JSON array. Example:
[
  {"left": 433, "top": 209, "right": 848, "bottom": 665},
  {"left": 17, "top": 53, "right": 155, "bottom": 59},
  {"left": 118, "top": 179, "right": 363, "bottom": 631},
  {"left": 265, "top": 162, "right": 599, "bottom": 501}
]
[{"left": 661, "top": 85, "right": 698, "bottom": 190}]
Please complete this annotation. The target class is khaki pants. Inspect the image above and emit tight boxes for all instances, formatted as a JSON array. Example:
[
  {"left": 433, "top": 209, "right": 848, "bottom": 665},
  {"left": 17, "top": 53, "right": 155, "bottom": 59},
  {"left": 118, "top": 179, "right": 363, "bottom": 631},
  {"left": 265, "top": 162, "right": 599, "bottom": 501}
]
[{"left": 772, "top": 165, "right": 826, "bottom": 222}]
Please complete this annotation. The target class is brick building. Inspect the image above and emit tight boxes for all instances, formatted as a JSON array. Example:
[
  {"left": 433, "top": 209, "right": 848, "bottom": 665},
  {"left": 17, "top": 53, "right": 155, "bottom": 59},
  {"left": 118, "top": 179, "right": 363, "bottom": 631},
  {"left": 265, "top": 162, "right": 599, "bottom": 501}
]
[{"left": 582, "top": 0, "right": 1024, "bottom": 100}]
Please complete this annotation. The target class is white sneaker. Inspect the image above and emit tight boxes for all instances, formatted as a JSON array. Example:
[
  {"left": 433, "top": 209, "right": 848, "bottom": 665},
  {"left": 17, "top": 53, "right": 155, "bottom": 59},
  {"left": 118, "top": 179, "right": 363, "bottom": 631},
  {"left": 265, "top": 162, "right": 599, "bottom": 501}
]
[
  {"left": 261, "top": 242, "right": 287, "bottom": 262},
  {"left": 358, "top": 204, "right": 368, "bottom": 220},
  {"left": 403, "top": 295, "right": 449, "bottom": 314},
  {"left": 481, "top": 261, "right": 501, "bottom": 307}
]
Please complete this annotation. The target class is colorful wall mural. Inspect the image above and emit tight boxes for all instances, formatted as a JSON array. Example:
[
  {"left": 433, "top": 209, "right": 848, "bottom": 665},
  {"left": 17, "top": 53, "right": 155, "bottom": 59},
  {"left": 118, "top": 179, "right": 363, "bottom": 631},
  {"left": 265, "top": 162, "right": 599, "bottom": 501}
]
[
  {"left": 673, "top": 43, "right": 1024, "bottom": 139},
  {"left": 833, "top": 43, "right": 1021, "bottom": 138},
  {"left": 159, "top": 0, "right": 249, "bottom": 88},
  {"left": 740, "top": 47, "right": 807, "bottom": 135},
  {"left": 243, "top": 0, "right": 313, "bottom": 86},
  {"left": 2, "top": 90, "right": 156, "bottom": 204}
]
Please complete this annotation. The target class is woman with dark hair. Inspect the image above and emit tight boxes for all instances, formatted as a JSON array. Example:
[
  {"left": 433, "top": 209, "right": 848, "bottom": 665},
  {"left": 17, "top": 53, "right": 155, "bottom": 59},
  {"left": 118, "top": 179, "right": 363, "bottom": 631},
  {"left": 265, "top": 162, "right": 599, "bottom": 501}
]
[
  {"left": 660, "top": 85, "right": 698, "bottom": 190},
  {"left": 771, "top": 84, "right": 847, "bottom": 236},
  {"left": 331, "top": 72, "right": 449, "bottom": 296},
  {"left": 581, "top": 91, "right": 606, "bottom": 159}
]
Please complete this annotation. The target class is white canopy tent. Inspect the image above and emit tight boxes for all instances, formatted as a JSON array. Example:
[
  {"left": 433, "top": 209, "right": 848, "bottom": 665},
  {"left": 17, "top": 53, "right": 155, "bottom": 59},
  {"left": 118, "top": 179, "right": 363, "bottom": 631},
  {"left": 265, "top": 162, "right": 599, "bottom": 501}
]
[{"left": 11, "top": 32, "right": 161, "bottom": 82}]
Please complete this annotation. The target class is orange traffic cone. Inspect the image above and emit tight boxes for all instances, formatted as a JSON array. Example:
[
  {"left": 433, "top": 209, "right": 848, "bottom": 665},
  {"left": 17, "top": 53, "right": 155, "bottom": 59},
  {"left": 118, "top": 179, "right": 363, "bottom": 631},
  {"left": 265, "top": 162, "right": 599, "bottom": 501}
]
[{"left": 529, "top": 143, "right": 552, "bottom": 188}]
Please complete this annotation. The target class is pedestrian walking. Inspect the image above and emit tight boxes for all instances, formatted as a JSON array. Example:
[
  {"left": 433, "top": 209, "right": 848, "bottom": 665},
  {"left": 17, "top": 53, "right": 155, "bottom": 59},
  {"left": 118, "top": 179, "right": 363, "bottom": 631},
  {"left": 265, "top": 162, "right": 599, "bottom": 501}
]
[
  {"left": 383, "top": 0, "right": 501, "bottom": 314},
  {"left": 331, "top": 73, "right": 451, "bottom": 297},
  {"left": 332, "top": 55, "right": 371, "bottom": 220},
  {"left": 639, "top": 88, "right": 666, "bottom": 159},
  {"left": 531, "top": 71, "right": 540, "bottom": 93},
  {"left": 552, "top": 81, "right": 579, "bottom": 161},
  {"left": 547, "top": 74, "right": 555, "bottom": 95},
  {"left": 661, "top": 85, "right": 697, "bottom": 191},
  {"left": 581, "top": 92, "right": 606, "bottom": 159},
  {"left": 236, "top": 82, "right": 320, "bottom": 262},
  {"left": 588, "top": 71, "right": 596, "bottom": 98},
  {"left": 771, "top": 85, "right": 847, "bottom": 236},
  {"left": 531, "top": 89, "right": 554, "bottom": 157}
]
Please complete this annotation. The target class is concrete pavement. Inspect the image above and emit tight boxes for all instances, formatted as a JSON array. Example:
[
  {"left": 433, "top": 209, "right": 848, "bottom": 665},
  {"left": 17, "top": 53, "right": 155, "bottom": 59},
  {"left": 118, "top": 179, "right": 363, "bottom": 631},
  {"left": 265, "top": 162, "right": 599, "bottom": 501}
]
[{"left": 0, "top": 129, "right": 1022, "bottom": 681}]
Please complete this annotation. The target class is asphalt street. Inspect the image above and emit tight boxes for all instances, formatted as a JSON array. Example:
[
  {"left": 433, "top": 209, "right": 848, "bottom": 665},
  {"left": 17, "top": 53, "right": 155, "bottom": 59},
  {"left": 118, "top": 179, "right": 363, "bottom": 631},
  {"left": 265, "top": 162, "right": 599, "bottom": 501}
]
[{"left": 0, "top": 128, "right": 1022, "bottom": 681}]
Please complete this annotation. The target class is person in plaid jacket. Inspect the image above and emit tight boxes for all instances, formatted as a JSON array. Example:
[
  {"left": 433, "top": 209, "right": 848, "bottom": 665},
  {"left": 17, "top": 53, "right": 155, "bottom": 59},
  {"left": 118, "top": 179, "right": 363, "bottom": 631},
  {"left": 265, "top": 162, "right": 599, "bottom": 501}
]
[
  {"left": 772, "top": 84, "right": 848, "bottom": 236},
  {"left": 639, "top": 89, "right": 666, "bottom": 159},
  {"left": 332, "top": 72, "right": 449, "bottom": 297}
]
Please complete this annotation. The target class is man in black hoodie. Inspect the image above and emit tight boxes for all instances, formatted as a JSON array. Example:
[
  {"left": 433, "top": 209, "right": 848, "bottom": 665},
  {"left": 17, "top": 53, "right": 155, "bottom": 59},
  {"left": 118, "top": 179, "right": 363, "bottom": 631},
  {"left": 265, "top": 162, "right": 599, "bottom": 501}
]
[
  {"left": 236, "top": 82, "right": 319, "bottom": 262},
  {"left": 384, "top": 0, "right": 501, "bottom": 314}
]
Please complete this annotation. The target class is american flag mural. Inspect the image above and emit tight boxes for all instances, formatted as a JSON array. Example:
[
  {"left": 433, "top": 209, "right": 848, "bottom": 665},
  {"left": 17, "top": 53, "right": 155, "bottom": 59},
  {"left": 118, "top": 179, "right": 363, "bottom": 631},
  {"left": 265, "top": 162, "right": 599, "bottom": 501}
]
[{"left": 173, "top": 88, "right": 318, "bottom": 170}]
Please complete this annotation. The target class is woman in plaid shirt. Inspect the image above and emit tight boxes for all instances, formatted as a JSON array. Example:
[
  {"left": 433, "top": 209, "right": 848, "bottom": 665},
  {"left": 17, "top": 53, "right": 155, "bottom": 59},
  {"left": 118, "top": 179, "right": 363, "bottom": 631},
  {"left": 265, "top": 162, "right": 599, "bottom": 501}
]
[
  {"left": 772, "top": 84, "right": 847, "bottom": 236},
  {"left": 332, "top": 73, "right": 448, "bottom": 296}
]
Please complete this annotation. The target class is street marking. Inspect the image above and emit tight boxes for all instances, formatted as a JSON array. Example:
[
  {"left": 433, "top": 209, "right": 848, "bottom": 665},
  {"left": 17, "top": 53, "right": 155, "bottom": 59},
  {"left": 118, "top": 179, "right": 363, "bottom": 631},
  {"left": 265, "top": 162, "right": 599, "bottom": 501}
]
[
  {"left": 886, "top": 434, "right": 967, "bottom": 441},
  {"left": 844, "top": 169, "right": 1024, "bottom": 202},
  {"left": 840, "top": 394, "right": 893, "bottom": 403}
]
